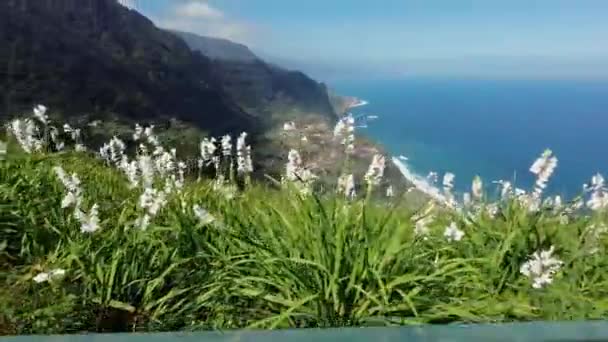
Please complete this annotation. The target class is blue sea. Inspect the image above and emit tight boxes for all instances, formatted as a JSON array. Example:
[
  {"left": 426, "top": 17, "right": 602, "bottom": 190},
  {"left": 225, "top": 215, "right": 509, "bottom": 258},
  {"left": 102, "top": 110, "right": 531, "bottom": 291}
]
[{"left": 334, "top": 78, "right": 608, "bottom": 198}]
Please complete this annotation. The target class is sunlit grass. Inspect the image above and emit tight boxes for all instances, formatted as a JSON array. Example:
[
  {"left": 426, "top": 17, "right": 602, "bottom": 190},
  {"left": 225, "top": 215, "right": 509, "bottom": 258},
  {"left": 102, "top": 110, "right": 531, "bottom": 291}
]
[{"left": 2, "top": 107, "right": 608, "bottom": 334}]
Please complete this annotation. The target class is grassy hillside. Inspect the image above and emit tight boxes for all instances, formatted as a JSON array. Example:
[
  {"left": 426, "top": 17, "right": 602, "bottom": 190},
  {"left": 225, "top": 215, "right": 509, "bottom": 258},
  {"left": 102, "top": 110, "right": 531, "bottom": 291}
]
[{"left": 2, "top": 109, "right": 608, "bottom": 335}]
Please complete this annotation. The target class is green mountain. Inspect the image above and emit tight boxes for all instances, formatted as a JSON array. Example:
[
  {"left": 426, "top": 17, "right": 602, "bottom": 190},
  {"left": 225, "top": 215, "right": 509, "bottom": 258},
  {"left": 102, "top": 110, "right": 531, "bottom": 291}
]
[
  {"left": 0, "top": 0, "right": 261, "bottom": 136},
  {"left": 172, "top": 31, "right": 259, "bottom": 63},
  {"left": 170, "top": 30, "right": 337, "bottom": 122},
  {"left": 0, "top": 0, "right": 338, "bottom": 138},
  {"left": 0, "top": 0, "right": 411, "bottom": 190}
]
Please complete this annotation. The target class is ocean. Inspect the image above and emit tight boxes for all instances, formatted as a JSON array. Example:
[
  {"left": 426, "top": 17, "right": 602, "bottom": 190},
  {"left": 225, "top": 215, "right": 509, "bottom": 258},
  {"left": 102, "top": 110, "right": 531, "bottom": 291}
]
[{"left": 333, "top": 78, "right": 608, "bottom": 199}]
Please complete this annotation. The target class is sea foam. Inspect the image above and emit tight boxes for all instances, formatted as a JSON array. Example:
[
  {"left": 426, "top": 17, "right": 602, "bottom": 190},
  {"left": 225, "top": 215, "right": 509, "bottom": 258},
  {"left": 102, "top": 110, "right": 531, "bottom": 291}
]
[{"left": 391, "top": 157, "right": 451, "bottom": 206}]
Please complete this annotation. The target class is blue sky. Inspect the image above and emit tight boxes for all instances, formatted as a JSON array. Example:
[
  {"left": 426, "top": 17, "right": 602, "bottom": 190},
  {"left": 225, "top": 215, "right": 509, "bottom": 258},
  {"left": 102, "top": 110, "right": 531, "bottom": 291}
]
[{"left": 136, "top": 0, "right": 608, "bottom": 80}]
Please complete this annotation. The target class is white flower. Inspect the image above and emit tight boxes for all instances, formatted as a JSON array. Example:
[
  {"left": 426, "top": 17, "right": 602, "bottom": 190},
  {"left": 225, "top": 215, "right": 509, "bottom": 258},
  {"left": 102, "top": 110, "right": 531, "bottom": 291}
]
[
  {"left": 63, "top": 124, "right": 81, "bottom": 142},
  {"left": 530, "top": 149, "right": 558, "bottom": 196},
  {"left": 427, "top": 172, "right": 438, "bottom": 184},
  {"left": 463, "top": 192, "right": 471, "bottom": 206},
  {"left": 76, "top": 204, "right": 101, "bottom": 233},
  {"left": 139, "top": 187, "right": 166, "bottom": 216},
  {"left": 520, "top": 246, "right": 563, "bottom": 289},
  {"left": 75, "top": 144, "right": 86, "bottom": 152},
  {"left": 386, "top": 185, "right": 394, "bottom": 197},
  {"left": 135, "top": 214, "right": 151, "bottom": 230},
  {"left": 193, "top": 205, "right": 215, "bottom": 225},
  {"left": 572, "top": 198, "right": 584, "bottom": 210},
  {"left": 133, "top": 123, "right": 144, "bottom": 141},
  {"left": 588, "top": 192, "right": 608, "bottom": 211},
  {"left": 33, "top": 268, "right": 65, "bottom": 283},
  {"left": 442, "top": 172, "right": 456, "bottom": 207},
  {"left": 154, "top": 150, "right": 176, "bottom": 178},
  {"left": 169, "top": 161, "right": 187, "bottom": 191},
  {"left": 333, "top": 115, "right": 355, "bottom": 153},
  {"left": 519, "top": 194, "right": 541, "bottom": 212},
  {"left": 88, "top": 120, "right": 101, "bottom": 127},
  {"left": 443, "top": 173, "right": 455, "bottom": 190},
  {"left": 8, "top": 118, "right": 42, "bottom": 153},
  {"left": 486, "top": 203, "right": 499, "bottom": 217},
  {"left": 365, "top": 154, "right": 386, "bottom": 186},
  {"left": 33, "top": 105, "right": 49, "bottom": 125},
  {"left": 152, "top": 145, "right": 163, "bottom": 157},
  {"left": 244, "top": 146, "right": 253, "bottom": 173},
  {"left": 585, "top": 223, "right": 608, "bottom": 254},
  {"left": 285, "top": 149, "right": 303, "bottom": 182},
  {"left": 54, "top": 166, "right": 83, "bottom": 209},
  {"left": 333, "top": 118, "right": 345, "bottom": 137},
  {"left": 144, "top": 125, "right": 160, "bottom": 147},
  {"left": 337, "top": 174, "right": 356, "bottom": 199},
  {"left": 99, "top": 136, "right": 126, "bottom": 165},
  {"left": 591, "top": 173, "right": 605, "bottom": 189},
  {"left": 33, "top": 272, "right": 49, "bottom": 283},
  {"left": 136, "top": 155, "right": 154, "bottom": 188},
  {"left": 119, "top": 157, "right": 139, "bottom": 189},
  {"left": 444, "top": 222, "right": 464, "bottom": 242},
  {"left": 221, "top": 135, "right": 232, "bottom": 157},
  {"left": 49, "top": 126, "right": 59, "bottom": 143},
  {"left": 49, "top": 268, "right": 65, "bottom": 278},
  {"left": 138, "top": 143, "right": 149, "bottom": 155},
  {"left": 61, "top": 191, "right": 79, "bottom": 209},
  {"left": 554, "top": 195, "right": 562, "bottom": 208},
  {"left": 211, "top": 156, "right": 220, "bottom": 173},
  {"left": 236, "top": 132, "right": 253, "bottom": 174},
  {"left": 587, "top": 173, "right": 608, "bottom": 211},
  {"left": 199, "top": 137, "right": 217, "bottom": 167},
  {"left": 301, "top": 136, "right": 308, "bottom": 142},
  {"left": 414, "top": 216, "right": 432, "bottom": 237},
  {"left": 472, "top": 176, "right": 483, "bottom": 200},
  {"left": 283, "top": 121, "right": 296, "bottom": 131}
]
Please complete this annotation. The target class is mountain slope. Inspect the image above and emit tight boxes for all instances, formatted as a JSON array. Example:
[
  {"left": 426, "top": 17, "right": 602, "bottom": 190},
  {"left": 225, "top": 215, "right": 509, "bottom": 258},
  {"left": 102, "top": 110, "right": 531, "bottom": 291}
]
[
  {"left": 0, "top": 0, "right": 257, "bottom": 136},
  {"left": 170, "top": 30, "right": 337, "bottom": 121},
  {"left": 173, "top": 30, "right": 258, "bottom": 63}
]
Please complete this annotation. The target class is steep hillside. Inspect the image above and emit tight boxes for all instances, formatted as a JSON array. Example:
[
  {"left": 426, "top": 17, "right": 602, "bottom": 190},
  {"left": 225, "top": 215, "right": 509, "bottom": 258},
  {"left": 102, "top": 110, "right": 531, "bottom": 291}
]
[
  {"left": 0, "top": 0, "right": 257, "bottom": 136},
  {"left": 170, "top": 30, "right": 337, "bottom": 121},
  {"left": 174, "top": 30, "right": 258, "bottom": 63}
]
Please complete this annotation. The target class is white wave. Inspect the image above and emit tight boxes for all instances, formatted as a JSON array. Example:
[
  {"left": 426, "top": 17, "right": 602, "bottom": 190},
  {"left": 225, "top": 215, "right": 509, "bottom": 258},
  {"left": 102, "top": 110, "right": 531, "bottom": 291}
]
[
  {"left": 391, "top": 157, "right": 451, "bottom": 206},
  {"left": 350, "top": 99, "right": 369, "bottom": 108}
]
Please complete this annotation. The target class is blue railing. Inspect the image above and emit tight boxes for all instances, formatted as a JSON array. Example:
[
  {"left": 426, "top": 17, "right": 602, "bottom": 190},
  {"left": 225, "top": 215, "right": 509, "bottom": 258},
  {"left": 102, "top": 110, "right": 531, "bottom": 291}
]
[{"left": 3, "top": 321, "right": 608, "bottom": 341}]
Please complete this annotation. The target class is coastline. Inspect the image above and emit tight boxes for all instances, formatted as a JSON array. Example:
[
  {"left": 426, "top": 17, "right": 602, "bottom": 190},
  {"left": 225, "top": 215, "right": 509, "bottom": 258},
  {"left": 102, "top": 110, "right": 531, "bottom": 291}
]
[
  {"left": 345, "top": 94, "right": 447, "bottom": 205},
  {"left": 342, "top": 94, "right": 449, "bottom": 205},
  {"left": 391, "top": 157, "right": 450, "bottom": 205},
  {"left": 348, "top": 99, "right": 369, "bottom": 109}
]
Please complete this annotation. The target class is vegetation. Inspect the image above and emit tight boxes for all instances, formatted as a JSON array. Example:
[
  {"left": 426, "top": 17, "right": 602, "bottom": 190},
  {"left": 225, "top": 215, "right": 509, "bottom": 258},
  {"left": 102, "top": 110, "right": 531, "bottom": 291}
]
[{"left": 2, "top": 106, "right": 608, "bottom": 336}]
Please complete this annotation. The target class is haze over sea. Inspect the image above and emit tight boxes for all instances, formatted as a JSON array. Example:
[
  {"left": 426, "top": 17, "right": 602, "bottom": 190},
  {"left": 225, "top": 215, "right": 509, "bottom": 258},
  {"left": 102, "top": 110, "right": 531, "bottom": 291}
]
[{"left": 335, "top": 78, "right": 608, "bottom": 198}]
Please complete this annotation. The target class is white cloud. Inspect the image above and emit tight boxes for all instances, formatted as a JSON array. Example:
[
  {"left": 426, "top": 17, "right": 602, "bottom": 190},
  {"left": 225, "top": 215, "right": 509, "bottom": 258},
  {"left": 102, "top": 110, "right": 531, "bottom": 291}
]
[
  {"left": 174, "top": 1, "right": 224, "bottom": 19},
  {"left": 149, "top": 1, "right": 262, "bottom": 45},
  {"left": 117, "top": 0, "right": 137, "bottom": 10}
]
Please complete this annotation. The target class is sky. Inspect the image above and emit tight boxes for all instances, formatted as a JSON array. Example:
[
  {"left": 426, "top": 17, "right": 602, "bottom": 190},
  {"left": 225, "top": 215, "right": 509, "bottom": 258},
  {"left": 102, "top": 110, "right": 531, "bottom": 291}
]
[{"left": 131, "top": 0, "right": 608, "bottom": 80}]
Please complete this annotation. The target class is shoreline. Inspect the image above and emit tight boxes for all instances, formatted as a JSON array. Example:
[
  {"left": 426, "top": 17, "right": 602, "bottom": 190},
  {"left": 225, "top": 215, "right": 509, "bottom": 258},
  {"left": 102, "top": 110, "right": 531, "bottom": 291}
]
[
  {"left": 348, "top": 99, "right": 369, "bottom": 109},
  {"left": 391, "top": 157, "right": 450, "bottom": 205}
]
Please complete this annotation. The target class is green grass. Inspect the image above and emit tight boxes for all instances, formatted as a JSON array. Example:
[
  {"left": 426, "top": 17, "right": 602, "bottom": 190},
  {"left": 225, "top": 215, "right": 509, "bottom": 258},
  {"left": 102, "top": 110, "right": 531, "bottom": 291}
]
[{"left": 2, "top": 142, "right": 608, "bottom": 335}]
